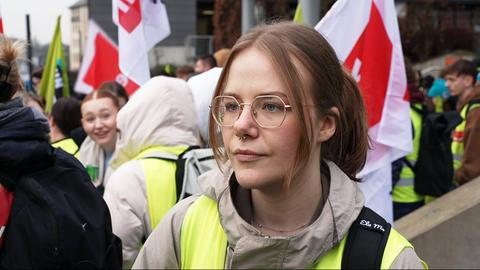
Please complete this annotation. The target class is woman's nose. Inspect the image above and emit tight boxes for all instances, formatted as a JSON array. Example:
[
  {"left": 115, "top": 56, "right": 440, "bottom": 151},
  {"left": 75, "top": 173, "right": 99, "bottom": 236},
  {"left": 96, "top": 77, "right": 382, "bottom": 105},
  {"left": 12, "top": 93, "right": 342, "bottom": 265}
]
[
  {"left": 93, "top": 117, "right": 103, "bottom": 128},
  {"left": 233, "top": 105, "right": 258, "bottom": 138}
]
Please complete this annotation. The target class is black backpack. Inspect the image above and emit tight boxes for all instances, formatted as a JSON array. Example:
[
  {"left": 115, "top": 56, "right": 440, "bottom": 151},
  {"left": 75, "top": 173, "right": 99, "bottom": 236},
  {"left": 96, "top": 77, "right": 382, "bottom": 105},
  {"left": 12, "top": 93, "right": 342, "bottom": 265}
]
[
  {"left": 392, "top": 105, "right": 464, "bottom": 196},
  {"left": 392, "top": 104, "right": 469, "bottom": 196},
  {"left": 415, "top": 99, "right": 480, "bottom": 195},
  {"left": 412, "top": 106, "right": 462, "bottom": 196},
  {"left": 0, "top": 149, "right": 122, "bottom": 269}
]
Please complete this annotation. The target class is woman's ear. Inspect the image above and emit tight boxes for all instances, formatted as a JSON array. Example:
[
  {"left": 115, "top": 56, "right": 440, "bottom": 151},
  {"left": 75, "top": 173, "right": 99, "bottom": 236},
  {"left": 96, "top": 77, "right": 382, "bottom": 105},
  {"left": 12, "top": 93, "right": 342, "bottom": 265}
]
[
  {"left": 48, "top": 115, "right": 56, "bottom": 128},
  {"left": 316, "top": 107, "right": 338, "bottom": 143}
]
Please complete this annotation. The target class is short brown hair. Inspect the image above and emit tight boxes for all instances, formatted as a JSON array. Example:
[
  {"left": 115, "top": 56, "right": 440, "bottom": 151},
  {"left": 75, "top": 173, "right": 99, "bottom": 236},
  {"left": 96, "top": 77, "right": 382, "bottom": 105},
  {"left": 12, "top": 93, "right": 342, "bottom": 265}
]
[
  {"left": 208, "top": 22, "right": 369, "bottom": 185},
  {"left": 51, "top": 97, "right": 82, "bottom": 137},
  {"left": 444, "top": 59, "right": 477, "bottom": 85}
]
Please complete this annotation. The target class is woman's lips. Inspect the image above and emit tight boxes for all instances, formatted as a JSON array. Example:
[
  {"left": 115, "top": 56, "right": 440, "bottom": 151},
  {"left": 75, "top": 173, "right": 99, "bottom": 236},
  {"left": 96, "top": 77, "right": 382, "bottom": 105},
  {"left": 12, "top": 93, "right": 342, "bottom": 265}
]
[
  {"left": 233, "top": 149, "right": 265, "bottom": 162},
  {"left": 94, "top": 131, "right": 109, "bottom": 139}
]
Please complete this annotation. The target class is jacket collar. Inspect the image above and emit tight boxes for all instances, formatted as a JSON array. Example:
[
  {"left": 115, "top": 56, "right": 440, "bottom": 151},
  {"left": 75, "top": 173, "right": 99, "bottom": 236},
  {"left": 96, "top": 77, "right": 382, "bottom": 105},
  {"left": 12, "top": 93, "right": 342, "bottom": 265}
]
[{"left": 199, "top": 161, "right": 364, "bottom": 269}]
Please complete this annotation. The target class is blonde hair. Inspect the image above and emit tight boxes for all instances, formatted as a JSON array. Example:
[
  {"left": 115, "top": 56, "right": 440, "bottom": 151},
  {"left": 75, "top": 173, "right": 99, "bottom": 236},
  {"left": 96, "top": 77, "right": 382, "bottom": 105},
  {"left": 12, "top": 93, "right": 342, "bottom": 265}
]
[
  {"left": 208, "top": 22, "right": 369, "bottom": 188},
  {"left": 0, "top": 35, "right": 25, "bottom": 102}
]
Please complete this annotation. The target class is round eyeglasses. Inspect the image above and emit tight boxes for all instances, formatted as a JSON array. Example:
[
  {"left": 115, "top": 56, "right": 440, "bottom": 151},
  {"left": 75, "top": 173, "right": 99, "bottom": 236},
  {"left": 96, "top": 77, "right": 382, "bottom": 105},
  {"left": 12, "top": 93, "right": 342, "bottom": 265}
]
[{"left": 210, "top": 95, "right": 292, "bottom": 128}]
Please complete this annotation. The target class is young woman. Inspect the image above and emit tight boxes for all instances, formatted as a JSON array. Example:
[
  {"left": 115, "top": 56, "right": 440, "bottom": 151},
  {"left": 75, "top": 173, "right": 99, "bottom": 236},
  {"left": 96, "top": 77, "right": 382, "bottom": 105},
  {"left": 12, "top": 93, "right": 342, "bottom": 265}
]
[
  {"left": 133, "top": 22, "right": 426, "bottom": 269},
  {"left": 79, "top": 89, "right": 119, "bottom": 190}
]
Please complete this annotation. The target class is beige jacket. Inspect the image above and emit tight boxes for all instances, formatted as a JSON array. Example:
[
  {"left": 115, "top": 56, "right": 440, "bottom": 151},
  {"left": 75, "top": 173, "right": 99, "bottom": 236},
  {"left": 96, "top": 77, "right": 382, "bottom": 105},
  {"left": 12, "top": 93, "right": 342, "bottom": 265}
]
[
  {"left": 103, "top": 76, "right": 199, "bottom": 267},
  {"left": 133, "top": 161, "right": 424, "bottom": 269}
]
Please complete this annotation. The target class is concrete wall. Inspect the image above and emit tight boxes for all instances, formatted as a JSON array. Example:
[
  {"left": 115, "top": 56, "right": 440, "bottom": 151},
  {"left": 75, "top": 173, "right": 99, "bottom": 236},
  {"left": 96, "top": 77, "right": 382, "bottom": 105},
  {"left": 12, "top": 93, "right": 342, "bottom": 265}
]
[{"left": 395, "top": 176, "right": 480, "bottom": 268}]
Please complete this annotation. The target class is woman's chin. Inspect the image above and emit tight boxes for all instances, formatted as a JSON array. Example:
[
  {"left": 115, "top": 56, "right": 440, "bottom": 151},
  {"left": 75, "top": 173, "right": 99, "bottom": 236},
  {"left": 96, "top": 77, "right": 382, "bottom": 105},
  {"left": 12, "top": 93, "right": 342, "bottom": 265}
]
[
  {"left": 235, "top": 169, "right": 279, "bottom": 190},
  {"left": 96, "top": 137, "right": 115, "bottom": 150}
]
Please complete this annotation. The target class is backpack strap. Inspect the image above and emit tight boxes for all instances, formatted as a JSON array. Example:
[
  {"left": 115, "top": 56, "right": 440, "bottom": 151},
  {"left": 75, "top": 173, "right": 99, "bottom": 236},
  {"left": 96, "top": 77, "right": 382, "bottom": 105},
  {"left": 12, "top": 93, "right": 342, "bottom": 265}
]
[
  {"left": 341, "top": 207, "right": 391, "bottom": 269},
  {"left": 403, "top": 158, "right": 415, "bottom": 171},
  {"left": 410, "top": 103, "right": 426, "bottom": 117},
  {"left": 175, "top": 146, "right": 200, "bottom": 200},
  {"left": 466, "top": 98, "right": 480, "bottom": 114},
  {"left": 142, "top": 146, "right": 200, "bottom": 202}
]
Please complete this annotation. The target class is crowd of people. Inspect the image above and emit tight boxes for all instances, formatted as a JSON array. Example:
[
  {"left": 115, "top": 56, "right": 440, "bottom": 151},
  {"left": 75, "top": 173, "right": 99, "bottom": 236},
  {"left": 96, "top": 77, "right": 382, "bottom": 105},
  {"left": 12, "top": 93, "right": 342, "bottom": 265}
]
[
  {"left": 3, "top": 20, "right": 480, "bottom": 268},
  {"left": 392, "top": 58, "right": 480, "bottom": 220}
]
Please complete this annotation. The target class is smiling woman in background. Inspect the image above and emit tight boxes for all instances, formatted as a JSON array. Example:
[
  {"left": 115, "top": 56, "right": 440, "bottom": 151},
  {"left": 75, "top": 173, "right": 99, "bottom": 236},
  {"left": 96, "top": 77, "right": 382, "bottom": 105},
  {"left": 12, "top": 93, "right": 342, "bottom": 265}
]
[{"left": 79, "top": 89, "right": 119, "bottom": 193}]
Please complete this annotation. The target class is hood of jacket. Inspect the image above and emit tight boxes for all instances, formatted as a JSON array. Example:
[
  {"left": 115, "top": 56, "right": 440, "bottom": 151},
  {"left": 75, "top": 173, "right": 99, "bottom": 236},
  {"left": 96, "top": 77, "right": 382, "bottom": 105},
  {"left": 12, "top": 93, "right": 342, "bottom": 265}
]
[
  {"left": 0, "top": 98, "right": 53, "bottom": 188},
  {"left": 197, "top": 160, "right": 365, "bottom": 268},
  {"left": 109, "top": 76, "right": 198, "bottom": 170}
]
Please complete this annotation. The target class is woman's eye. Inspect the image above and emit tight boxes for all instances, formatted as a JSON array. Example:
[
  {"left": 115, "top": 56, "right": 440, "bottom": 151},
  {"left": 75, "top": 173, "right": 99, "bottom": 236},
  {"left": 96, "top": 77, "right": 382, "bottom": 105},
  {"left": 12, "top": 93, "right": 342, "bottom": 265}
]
[
  {"left": 225, "top": 102, "right": 239, "bottom": 112},
  {"left": 262, "top": 102, "right": 282, "bottom": 112},
  {"left": 100, "top": 113, "right": 112, "bottom": 120},
  {"left": 85, "top": 117, "right": 95, "bottom": 123}
]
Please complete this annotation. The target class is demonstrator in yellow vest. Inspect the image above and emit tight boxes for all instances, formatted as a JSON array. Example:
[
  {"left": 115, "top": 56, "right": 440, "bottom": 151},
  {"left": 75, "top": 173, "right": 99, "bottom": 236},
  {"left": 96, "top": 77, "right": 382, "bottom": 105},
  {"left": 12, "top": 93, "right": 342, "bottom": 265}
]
[
  {"left": 392, "top": 104, "right": 425, "bottom": 220},
  {"left": 392, "top": 61, "right": 427, "bottom": 219},
  {"left": 132, "top": 23, "right": 426, "bottom": 269},
  {"left": 445, "top": 60, "right": 480, "bottom": 185},
  {"left": 48, "top": 97, "right": 82, "bottom": 159}
]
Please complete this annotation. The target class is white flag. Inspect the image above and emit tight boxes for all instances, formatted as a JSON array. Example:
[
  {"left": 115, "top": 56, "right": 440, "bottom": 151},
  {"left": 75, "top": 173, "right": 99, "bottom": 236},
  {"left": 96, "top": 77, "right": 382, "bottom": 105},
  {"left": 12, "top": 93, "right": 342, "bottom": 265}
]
[
  {"left": 316, "top": 0, "right": 412, "bottom": 222},
  {"left": 113, "top": 0, "right": 171, "bottom": 86}
]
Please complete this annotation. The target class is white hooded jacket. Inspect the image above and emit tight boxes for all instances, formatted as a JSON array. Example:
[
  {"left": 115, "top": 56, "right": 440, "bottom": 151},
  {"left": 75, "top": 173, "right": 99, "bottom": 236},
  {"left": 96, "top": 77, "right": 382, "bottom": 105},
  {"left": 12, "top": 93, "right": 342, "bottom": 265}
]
[{"left": 103, "top": 76, "right": 199, "bottom": 267}]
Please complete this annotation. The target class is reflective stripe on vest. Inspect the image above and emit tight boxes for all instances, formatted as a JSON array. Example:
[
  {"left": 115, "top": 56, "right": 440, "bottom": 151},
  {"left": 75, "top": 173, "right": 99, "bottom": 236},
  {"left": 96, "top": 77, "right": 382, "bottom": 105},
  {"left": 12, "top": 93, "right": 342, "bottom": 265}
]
[
  {"left": 134, "top": 145, "right": 189, "bottom": 230},
  {"left": 52, "top": 137, "right": 79, "bottom": 159},
  {"left": 180, "top": 195, "right": 416, "bottom": 269},
  {"left": 393, "top": 106, "right": 424, "bottom": 203},
  {"left": 451, "top": 103, "right": 480, "bottom": 170}
]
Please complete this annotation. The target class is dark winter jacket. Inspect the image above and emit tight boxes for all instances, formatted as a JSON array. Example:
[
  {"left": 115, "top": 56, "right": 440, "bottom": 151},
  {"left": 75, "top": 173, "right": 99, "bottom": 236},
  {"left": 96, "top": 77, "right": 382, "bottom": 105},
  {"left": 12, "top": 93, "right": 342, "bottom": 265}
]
[{"left": 0, "top": 98, "right": 122, "bottom": 269}]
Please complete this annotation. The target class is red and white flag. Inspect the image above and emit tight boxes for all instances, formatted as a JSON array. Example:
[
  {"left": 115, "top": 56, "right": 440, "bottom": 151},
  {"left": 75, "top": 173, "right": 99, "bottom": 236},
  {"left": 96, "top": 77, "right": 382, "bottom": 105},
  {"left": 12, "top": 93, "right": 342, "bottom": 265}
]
[
  {"left": 75, "top": 20, "right": 139, "bottom": 95},
  {"left": 0, "top": 2, "right": 4, "bottom": 33},
  {"left": 112, "top": 0, "right": 171, "bottom": 86},
  {"left": 0, "top": 186, "right": 13, "bottom": 249},
  {"left": 316, "top": 0, "right": 412, "bottom": 222}
]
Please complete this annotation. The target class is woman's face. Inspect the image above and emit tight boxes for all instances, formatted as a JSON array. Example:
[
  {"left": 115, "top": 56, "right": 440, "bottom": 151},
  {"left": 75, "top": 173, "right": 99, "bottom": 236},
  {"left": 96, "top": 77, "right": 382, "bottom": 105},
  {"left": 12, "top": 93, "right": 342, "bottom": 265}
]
[
  {"left": 221, "top": 48, "right": 302, "bottom": 191},
  {"left": 81, "top": 98, "right": 118, "bottom": 151}
]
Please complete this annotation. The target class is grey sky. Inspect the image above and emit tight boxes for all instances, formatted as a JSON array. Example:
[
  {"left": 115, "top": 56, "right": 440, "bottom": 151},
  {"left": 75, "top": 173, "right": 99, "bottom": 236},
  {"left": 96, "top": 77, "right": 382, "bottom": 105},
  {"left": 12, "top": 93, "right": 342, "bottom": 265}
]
[{"left": 2, "top": 0, "right": 79, "bottom": 45}]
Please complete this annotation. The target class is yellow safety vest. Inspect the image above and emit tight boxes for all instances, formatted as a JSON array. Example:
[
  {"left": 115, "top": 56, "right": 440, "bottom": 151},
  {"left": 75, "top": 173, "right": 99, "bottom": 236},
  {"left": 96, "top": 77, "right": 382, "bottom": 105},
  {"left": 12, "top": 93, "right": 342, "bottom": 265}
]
[
  {"left": 392, "top": 105, "right": 424, "bottom": 203},
  {"left": 51, "top": 138, "right": 79, "bottom": 159},
  {"left": 180, "top": 196, "right": 423, "bottom": 269},
  {"left": 451, "top": 102, "right": 480, "bottom": 172},
  {"left": 133, "top": 145, "right": 189, "bottom": 230}
]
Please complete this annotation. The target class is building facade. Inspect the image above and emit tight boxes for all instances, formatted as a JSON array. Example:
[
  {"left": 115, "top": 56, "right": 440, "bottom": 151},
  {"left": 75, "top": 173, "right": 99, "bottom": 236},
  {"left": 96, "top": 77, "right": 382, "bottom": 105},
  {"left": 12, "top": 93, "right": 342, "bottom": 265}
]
[{"left": 69, "top": 0, "right": 89, "bottom": 71}]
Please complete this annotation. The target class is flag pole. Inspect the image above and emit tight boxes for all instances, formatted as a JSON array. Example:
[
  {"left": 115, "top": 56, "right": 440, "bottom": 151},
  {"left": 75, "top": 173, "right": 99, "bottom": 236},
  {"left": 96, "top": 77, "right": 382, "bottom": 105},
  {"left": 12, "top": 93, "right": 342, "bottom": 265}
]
[{"left": 26, "top": 14, "right": 33, "bottom": 82}]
